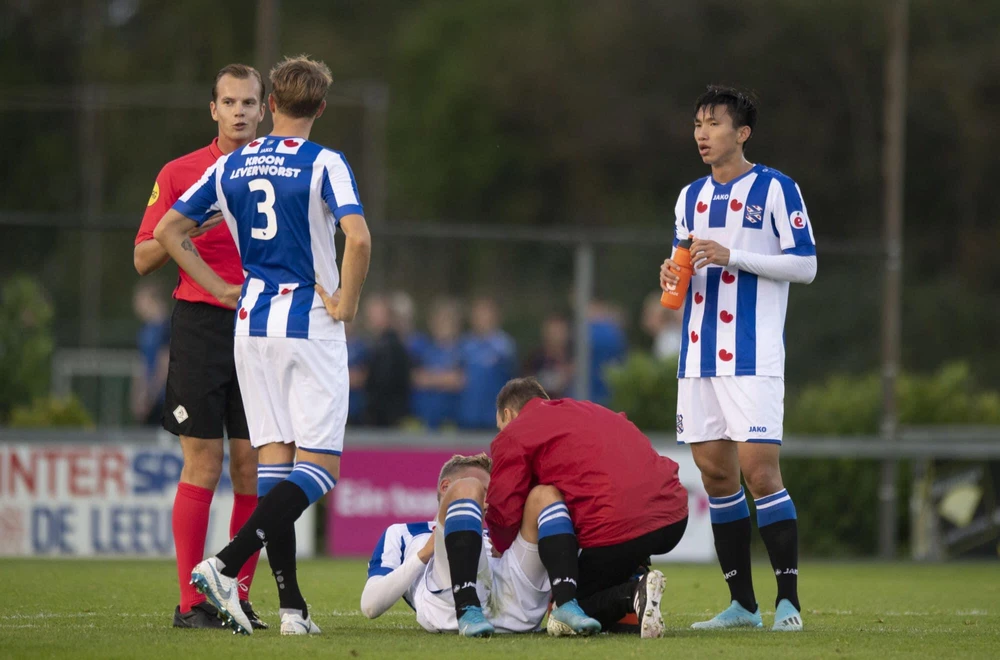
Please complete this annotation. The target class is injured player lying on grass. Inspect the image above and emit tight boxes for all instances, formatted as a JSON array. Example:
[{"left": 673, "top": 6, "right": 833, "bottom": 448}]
[
  {"left": 359, "top": 453, "right": 609, "bottom": 637},
  {"left": 360, "top": 453, "right": 665, "bottom": 638}
]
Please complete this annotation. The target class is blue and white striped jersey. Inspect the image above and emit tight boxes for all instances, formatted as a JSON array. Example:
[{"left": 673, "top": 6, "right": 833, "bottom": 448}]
[
  {"left": 172, "top": 136, "right": 364, "bottom": 340},
  {"left": 367, "top": 522, "right": 434, "bottom": 608},
  {"left": 673, "top": 164, "right": 816, "bottom": 378}
]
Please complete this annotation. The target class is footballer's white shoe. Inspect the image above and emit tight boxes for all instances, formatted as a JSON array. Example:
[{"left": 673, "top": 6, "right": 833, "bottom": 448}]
[
  {"left": 190, "top": 558, "right": 253, "bottom": 635},
  {"left": 280, "top": 611, "right": 322, "bottom": 635},
  {"left": 634, "top": 569, "right": 666, "bottom": 639}
]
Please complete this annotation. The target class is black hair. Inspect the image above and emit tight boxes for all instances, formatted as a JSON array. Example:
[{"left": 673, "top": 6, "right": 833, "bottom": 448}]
[{"left": 694, "top": 85, "right": 759, "bottom": 144}]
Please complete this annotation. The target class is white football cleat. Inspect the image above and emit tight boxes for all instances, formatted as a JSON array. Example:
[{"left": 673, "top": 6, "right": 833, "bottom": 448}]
[
  {"left": 280, "top": 611, "right": 322, "bottom": 635},
  {"left": 190, "top": 558, "right": 253, "bottom": 635},
  {"left": 635, "top": 569, "right": 666, "bottom": 639}
]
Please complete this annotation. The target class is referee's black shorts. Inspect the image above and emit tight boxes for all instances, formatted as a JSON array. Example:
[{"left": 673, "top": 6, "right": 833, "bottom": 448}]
[{"left": 162, "top": 300, "right": 250, "bottom": 440}]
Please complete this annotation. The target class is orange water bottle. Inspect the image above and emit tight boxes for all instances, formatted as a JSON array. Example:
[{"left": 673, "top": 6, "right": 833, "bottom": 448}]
[{"left": 660, "top": 238, "right": 693, "bottom": 310}]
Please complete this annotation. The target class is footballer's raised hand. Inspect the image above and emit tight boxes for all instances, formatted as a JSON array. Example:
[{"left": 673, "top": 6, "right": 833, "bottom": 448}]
[{"left": 690, "top": 238, "right": 731, "bottom": 270}]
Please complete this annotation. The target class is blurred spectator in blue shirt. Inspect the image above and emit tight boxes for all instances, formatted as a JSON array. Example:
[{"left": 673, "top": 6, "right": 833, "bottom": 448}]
[
  {"left": 523, "top": 313, "right": 574, "bottom": 399},
  {"left": 130, "top": 281, "right": 170, "bottom": 426},
  {"left": 410, "top": 298, "right": 464, "bottom": 428},
  {"left": 458, "top": 297, "right": 516, "bottom": 429},
  {"left": 588, "top": 300, "right": 626, "bottom": 405}
]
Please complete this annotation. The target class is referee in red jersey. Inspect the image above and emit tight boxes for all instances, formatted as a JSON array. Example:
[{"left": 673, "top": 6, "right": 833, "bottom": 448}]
[
  {"left": 485, "top": 377, "right": 689, "bottom": 636},
  {"left": 133, "top": 64, "right": 266, "bottom": 630}
]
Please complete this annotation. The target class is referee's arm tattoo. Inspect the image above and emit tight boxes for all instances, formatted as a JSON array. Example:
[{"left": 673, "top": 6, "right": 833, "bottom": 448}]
[{"left": 180, "top": 237, "right": 200, "bottom": 258}]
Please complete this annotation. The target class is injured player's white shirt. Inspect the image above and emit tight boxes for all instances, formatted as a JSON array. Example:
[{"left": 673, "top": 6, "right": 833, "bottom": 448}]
[
  {"left": 360, "top": 520, "right": 548, "bottom": 633},
  {"left": 361, "top": 521, "right": 436, "bottom": 618}
]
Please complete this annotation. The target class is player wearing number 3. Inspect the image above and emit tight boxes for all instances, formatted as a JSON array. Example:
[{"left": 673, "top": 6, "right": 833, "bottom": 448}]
[
  {"left": 659, "top": 86, "right": 816, "bottom": 632},
  {"left": 154, "top": 55, "right": 371, "bottom": 635}
]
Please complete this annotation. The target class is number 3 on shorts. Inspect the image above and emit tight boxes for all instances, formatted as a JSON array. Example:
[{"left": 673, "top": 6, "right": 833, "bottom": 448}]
[{"left": 249, "top": 178, "right": 277, "bottom": 240}]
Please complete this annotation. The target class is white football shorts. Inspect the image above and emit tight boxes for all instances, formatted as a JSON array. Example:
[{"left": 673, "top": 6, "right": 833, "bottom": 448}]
[
  {"left": 233, "top": 336, "right": 348, "bottom": 454},
  {"left": 676, "top": 375, "right": 784, "bottom": 445},
  {"left": 414, "top": 525, "right": 550, "bottom": 634}
]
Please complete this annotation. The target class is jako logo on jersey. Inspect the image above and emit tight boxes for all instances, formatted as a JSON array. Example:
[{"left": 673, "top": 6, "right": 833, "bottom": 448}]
[
  {"left": 749, "top": 426, "right": 767, "bottom": 433},
  {"left": 712, "top": 193, "right": 729, "bottom": 201},
  {"left": 745, "top": 204, "right": 763, "bottom": 224},
  {"left": 676, "top": 414, "right": 684, "bottom": 434}
]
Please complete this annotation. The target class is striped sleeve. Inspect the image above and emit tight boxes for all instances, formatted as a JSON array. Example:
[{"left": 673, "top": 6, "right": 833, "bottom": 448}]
[
  {"left": 171, "top": 159, "right": 223, "bottom": 225},
  {"left": 320, "top": 150, "right": 364, "bottom": 222},
  {"left": 672, "top": 186, "right": 689, "bottom": 249},
  {"left": 367, "top": 525, "right": 404, "bottom": 578},
  {"left": 770, "top": 176, "right": 816, "bottom": 256}
]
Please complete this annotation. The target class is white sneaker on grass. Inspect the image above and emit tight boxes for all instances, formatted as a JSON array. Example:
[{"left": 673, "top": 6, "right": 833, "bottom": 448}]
[
  {"left": 280, "top": 611, "right": 322, "bottom": 635},
  {"left": 190, "top": 558, "right": 253, "bottom": 635}
]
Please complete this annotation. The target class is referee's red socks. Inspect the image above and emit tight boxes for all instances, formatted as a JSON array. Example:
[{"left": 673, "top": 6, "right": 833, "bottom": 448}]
[
  {"left": 173, "top": 482, "right": 213, "bottom": 612},
  {"left": 231, "top": 493, "right": 260, "bottom": 601}
]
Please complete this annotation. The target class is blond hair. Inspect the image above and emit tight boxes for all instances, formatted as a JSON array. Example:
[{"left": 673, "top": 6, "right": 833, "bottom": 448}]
[
  {"left": 269, "top": 55, "right": 333, "bottom": 118},
  {"left": 438, "top": 453, "right": 492, "bottom": 486}
]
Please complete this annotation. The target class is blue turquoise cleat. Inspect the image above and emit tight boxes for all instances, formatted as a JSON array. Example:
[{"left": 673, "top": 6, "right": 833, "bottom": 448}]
[
  {"left": 547, "top": 599, "right": 602, "bottom": 637},
  {"left": 691, "top": 600, "right": 764, "bottom": 630},
  {"left": 457, "top": 606, "right": 495, "bottom": 638},
  {"left": 772, "top": 599, "right": 803, "bottom": 631}
]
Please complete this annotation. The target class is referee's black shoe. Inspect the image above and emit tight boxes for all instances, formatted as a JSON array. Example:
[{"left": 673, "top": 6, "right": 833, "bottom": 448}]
[
  {"left": 241, "top": 600, "right": 269, "bottom": 630},
  {"left": 172, "top": 602, "right": 228, "bottom": 629}
]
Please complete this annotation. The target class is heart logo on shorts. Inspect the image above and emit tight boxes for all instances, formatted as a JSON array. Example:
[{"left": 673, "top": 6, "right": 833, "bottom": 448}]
[{"left": 719, "top": 349, "right": 734, "bottom": 361}]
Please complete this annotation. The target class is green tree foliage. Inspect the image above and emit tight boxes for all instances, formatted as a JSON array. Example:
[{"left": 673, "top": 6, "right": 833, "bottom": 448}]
[
  {"left": 0, "top": 276, "right": 55, "bottom": 419},
  {"left": 608, "top": 355, "right": 997, "bottom": 554},
  {"left": 611, "top": 355, "right": 1000, "bottom": 433},
  {"left": 9, "top": 396, "right": 94, "bottom": 428}
]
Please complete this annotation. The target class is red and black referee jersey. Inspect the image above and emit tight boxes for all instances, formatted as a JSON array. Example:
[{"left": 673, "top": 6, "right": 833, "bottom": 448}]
[
  {"left": 136, "top": 138, "right": 244, "bottom": 304},
  {"left": 485, "top": 397, "right": 689, "bottom": 555}
]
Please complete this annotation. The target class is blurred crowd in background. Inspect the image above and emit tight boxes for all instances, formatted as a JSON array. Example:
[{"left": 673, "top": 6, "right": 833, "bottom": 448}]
[{"left": 131, "top": 282, "right": 685, "bottom": 430}]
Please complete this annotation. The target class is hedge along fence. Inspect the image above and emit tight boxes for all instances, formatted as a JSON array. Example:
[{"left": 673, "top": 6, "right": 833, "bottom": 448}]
[{"left": 607, "top": 358, "right": 999, "bottom": 555}]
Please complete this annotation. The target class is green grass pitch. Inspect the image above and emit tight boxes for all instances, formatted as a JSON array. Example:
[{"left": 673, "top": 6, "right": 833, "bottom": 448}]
[{"left": 1, "top": 560, "right": 997, "bottom": 659}]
